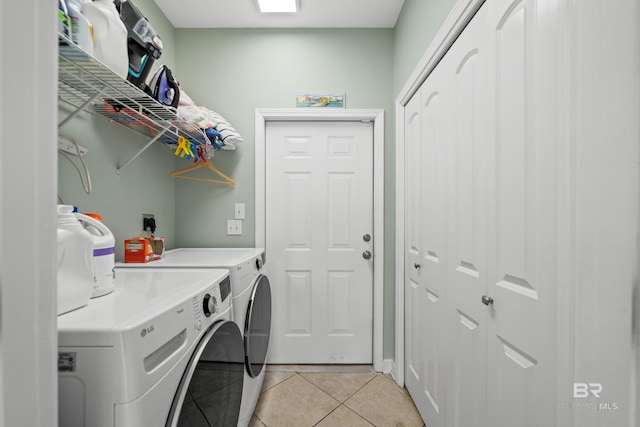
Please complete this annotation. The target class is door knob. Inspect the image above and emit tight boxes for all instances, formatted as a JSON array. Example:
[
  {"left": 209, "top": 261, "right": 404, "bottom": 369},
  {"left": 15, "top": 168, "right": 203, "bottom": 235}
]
[
  {"left": 481, "top": 295, "right": 494, "bottom": 306},
  {"left": 362, "top": 251, "right": 372, "bottom": 260},
  {"left": 363, "top": 234, "right": 371, "bottom": 242},
  {"left": 414, "top": 263, "right": 421, "bottom": 269}
]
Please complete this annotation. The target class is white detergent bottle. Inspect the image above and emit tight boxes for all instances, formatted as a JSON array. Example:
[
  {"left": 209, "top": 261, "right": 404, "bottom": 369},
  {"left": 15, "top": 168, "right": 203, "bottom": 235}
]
[
  {"left": 76, "top": 213, "right": 116, "bottom": 298},
  {"left": 82, "top": 0, "right": 128, "bottom": 78},
  {"left": 56, "top": 205, "right": 95, "bottom": 315},
  {"left": 67, "top": 0, "right": 94, "bottom": 55}
]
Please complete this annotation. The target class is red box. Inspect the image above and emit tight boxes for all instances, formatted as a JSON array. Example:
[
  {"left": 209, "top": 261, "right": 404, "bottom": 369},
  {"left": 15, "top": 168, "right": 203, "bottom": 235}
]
[{"left": 124, "top": 237, "right": 164, "bottom": 263}]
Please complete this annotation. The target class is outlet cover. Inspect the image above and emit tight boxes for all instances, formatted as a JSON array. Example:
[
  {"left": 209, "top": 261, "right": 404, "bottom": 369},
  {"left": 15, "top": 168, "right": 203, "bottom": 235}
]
[
  {"left": 58, "top": 137, "right": 89, "bottom": 156},
  {"left": 227, "top": 220, "right": 242, "bottom": 235}
]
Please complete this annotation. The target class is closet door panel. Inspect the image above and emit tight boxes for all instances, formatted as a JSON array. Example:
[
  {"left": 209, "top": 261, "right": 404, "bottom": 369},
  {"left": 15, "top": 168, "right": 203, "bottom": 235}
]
[
  {"left": 486, "top": 0, "right": 558, "bottom": 425},
  {"left": 404, "top": 91, "right": 426, "bottom": 414},
  {"left": 444, "top": 4, "right": 490, "bottom": 426},
  {"left": 419, "top": 76, "right": 449, "bottom": 427},
  {"left": 571, "top": 0, "right": 639, "bottom": 425}
]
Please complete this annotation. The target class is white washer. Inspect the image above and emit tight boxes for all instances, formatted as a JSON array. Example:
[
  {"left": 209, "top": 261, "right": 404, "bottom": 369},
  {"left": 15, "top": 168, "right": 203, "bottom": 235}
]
[
  {"left": 118, "top": 248, "right": 272, "bottom": 427},
  {"left": 58, "top": 268, "right": 245, "bottom": 427}
]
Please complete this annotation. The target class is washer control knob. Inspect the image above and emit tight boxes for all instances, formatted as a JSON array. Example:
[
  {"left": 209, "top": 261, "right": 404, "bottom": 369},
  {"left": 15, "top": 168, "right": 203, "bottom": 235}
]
[{"left": 202, "top": 294, "right": 218, "bottom": 317}]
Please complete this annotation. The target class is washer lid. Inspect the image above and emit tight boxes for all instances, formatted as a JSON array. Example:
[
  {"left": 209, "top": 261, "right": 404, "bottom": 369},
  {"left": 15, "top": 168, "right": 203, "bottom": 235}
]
[
  {"left": 57, "top": 268, "right": 229, "bottom": 347},
  {"left": 116, "top": 248, "right": 264, "bottom": 269}
]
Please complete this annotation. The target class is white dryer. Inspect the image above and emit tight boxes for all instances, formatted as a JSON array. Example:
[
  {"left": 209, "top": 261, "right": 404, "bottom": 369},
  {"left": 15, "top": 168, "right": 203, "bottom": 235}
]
[
  {"left": 118, "top": 248, "right": 272, "bottom": 427},
  {"left": 58, "top": 268, "right": 245, "bottom": 427}
]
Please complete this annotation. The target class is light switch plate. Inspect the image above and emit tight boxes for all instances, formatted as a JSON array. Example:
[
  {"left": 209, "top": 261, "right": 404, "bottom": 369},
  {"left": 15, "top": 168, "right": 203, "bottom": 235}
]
[
  {"left": 234, "top": 203, "right": 245, "bottom": 220},
  {"left": 227, "top": 219, "right": 242, "bottom": 235}
]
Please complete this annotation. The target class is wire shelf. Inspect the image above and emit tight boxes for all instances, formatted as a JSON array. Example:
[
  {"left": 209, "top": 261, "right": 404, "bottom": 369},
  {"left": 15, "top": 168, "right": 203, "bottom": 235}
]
[{"left": 58, "top": 34, "right": 209, "bottom": 172}]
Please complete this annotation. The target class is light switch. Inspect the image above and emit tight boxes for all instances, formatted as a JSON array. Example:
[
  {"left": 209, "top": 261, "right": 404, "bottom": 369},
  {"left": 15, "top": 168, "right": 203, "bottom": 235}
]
[{"left": 234, "top": 203, "right": 245, "bottom": 220}]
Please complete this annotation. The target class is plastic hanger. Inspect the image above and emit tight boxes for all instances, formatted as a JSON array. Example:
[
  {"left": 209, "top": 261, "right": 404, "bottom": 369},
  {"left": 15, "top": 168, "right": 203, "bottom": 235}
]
[{"left": 170, "top": 157, "right": 235, "bottom": 185}]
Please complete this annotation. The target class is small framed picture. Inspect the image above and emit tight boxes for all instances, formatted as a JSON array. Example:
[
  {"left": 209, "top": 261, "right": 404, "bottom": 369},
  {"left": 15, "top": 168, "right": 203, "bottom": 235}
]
[{"left": 296, "top": 93, "right": 345, "bottom": 108}]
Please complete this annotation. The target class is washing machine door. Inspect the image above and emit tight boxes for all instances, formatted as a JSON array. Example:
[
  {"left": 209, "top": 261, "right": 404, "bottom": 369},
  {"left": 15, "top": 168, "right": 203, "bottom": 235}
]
[
  {"left": 166, "top": 320, "right": 244, "bottom": 427},
  {"left": 245, "top": 274, "right": 272, "bottom": 378}
]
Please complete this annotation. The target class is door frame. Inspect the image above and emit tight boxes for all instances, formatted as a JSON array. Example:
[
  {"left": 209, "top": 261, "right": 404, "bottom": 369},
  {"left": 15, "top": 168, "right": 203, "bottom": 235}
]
[
  {"left": 1, "top": 0, "right": 58, "bottom": 424},
  {"left": 255, "top": 108, "right": 384, "bottom": 372}
]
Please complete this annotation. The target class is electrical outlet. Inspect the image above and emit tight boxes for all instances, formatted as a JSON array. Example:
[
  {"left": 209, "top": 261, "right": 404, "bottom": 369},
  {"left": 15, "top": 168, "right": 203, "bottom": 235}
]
[
  {"left": 235, "top": 203, "right": 245, "bottom": 220},
  {"left": 58, "top": 137, "right": 89, "bottom": 156},
  {"left": 142, "top": 214, "right": 155, "bottom": 232},
  {"left": 227, "top": 220, "right": 242, "bottom": 235}
]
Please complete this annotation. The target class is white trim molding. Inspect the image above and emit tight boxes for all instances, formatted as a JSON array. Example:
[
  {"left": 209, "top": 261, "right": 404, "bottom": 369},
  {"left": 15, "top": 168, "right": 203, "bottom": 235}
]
[
  {"left": 397, "top": 0, "right": 486, "bottom": 106},
  {"left": 394, "top": 0, "right": 486, "bottom": 389},
  {"left": 255, "top": 108, "right": 385, "bottom": 372},
  {"left": 383, "top": 359, "right": 396, "bottom": 377},
  {"left": 394, "top": 99, "right": 406, "bottom": 388},
  {"left": 1, "top": 0, "right": 58, "bottom": 425}
]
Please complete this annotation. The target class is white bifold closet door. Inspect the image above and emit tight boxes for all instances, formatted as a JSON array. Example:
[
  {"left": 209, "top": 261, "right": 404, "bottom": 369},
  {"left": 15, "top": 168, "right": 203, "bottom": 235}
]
[
  {"left": 404, "top": 45, "right": 453, "bottom": 427},
  {"left": 404, "top": 0, "right": 575, "bottom": 425},
  {"left": 406, "top": 0, "right": 639, "bottom": 426}
]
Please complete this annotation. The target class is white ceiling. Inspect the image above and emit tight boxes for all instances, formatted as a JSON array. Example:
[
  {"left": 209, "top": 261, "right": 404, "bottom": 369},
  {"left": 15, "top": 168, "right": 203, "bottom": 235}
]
[{"left": 153, "top": 0, "right": 406, "bottom": 29}]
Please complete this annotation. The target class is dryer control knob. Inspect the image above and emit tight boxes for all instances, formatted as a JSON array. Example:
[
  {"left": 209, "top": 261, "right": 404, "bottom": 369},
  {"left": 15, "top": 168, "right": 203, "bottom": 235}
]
[
  {"left": 256, "top": 258, "right": 263, "bottom": 270},
  {"left": 202, "top": 294, "right": 218, "bottom": 317}
]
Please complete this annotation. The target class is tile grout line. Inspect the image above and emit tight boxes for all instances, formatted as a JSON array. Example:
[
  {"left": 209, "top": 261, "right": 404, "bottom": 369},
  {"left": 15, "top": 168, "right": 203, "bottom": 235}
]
[
  {"left": 300, "top": 371, "right": 380, "bottom": 427},
  {"left": 311, "top": 403, "right": 376, "bottom": 427},
  {"left": 253, "top": 371, "right": 420, "bottom": 427},
  {"left": 296, "top": 373, "right": 344, "bottom": 426},
  {"left": 342, "top": 374, "right": 397, "bottom": 427},
  {"left": 311, "top": 404, "right": 342, "bottom": 427},
  {"left": 342, "top": 372, "right": 382, "bottom": 404},
  {"left": 261, "top": 371, "right": 296, "bottom": 393},
  {"left": 253, "top": 373, "right": 305, "bottom": 427},
  {"left": 298, "top": 371, "right": 382, "bottom": 404}
]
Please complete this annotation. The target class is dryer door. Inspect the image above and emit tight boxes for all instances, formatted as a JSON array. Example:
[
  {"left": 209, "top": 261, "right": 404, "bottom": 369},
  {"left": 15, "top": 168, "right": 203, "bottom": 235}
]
[
  {"left": 245, "top": 274, "right": 272, "bottom": 377},
  {"left": 166, "top": 320, "right": 244, "bottom": 427}
]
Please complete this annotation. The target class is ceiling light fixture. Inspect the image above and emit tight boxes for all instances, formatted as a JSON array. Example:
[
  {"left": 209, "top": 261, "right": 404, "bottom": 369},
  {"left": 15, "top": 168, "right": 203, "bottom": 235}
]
[{"left": 257, "top": 0, "right": 298, "bottom": 13}]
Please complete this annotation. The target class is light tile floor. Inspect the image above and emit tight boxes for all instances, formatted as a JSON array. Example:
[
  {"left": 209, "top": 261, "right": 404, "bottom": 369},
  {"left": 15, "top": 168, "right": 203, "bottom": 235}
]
[{"left": 249, "top": 365, "right": 425, "bottom": 427}]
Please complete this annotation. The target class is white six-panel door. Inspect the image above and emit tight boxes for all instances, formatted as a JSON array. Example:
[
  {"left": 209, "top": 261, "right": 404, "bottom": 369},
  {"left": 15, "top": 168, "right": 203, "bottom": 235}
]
[{"left": 266, "top": 121, "right": 374, "bottom": 363}]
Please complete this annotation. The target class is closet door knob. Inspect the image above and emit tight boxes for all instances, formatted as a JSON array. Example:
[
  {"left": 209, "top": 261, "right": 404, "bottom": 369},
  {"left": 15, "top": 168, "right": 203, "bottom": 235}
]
[
  {"left": 414, "top": 263, "right": 421, "bottom": 269},
  {"left": 363, "top": 234, "right": 372, "bottom": 242},
  {"left": 481, "top": 295, "right": 494, "bottom": 306},
  {"left": 362, "top": 251, "right": 372, "bottom": 260}
]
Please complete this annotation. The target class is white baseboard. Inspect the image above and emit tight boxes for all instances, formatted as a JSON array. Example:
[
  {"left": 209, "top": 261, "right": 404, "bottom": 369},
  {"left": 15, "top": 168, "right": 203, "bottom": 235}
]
[{"left": 383, "top": 359, "right": 397, "bottom": 377}]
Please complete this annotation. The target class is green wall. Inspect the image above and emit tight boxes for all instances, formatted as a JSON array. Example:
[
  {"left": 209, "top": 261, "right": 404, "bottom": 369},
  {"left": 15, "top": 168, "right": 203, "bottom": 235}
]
[
  {"left": 393, "top": 0, "right": 458, "bottom": 97},
  {"left": 172, "top": 28, "right": 394, "bottom": 247},
  {"left": 57, "top": 0, "right": 457, "bottom": 362}
]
